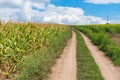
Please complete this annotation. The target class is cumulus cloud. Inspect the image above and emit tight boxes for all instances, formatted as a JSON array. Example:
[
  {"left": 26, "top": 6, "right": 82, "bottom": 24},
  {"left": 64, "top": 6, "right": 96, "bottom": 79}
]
[
  {"left": 0, "top": 8, "right": 19, "bottom": 21},
  {"left": 0, "top": 0, "right": 23, "bottom": 8},
  {"left": 0, "top": 0, "right": 106, "bottom": 24},
  {"left": 24, "top": 0, "right": 32, "bottom": 21},
  {"left": 32, "top": 3, "right": 45, "bottom": 9},
  {"left": 30, "top": 0, "right": 50, "bottom": 3},
  {"left": 109, "top": 20, "right": 120, "bottom": 24},
  {"left": 34, "top": 4, "right": 106, "bottom": 24},
  {"left": 85, "top": 0, "right": 120, "bottom": 4}
]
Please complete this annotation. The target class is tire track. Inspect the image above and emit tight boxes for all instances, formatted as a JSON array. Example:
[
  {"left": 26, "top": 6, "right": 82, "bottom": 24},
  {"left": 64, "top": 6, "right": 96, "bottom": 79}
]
[
  {"left": 48, "top": 31, "right": 77, "bottom": 80},
  {"left": 80, "top": 32, "right": 120, "bottom": 80}
]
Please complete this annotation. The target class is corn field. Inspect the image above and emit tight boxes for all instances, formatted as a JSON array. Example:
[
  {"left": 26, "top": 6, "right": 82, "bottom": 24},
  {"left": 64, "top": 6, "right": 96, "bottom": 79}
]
[{"left": 0, "top": 22, "right": 70, "bottom": 78}]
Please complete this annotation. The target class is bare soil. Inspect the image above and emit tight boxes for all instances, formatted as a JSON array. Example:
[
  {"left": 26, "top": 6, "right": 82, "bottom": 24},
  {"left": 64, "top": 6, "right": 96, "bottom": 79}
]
[
  {"left": 80, "top": 32, "right": 120, "bottom": 80},
  {"left": 48, "top": 31, "right": 77, "bottom": 80},
  {"left": 112, "top": 33, "right": 120, "bottom": 46}
]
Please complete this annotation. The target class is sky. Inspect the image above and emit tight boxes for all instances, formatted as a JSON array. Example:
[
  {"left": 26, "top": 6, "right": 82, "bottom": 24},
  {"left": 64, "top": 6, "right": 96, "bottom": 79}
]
[{"left": 0, "top": 0, "right": 120, "bottom": 24}]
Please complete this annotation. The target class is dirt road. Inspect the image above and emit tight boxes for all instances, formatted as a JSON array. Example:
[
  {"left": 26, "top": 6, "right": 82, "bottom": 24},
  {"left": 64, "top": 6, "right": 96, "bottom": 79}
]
[
  {"left": 48, "top": 31, "right": 77, "bottom": 80},
  {"left": 80, "top": 32, "right": 120, "bottom": 80}
]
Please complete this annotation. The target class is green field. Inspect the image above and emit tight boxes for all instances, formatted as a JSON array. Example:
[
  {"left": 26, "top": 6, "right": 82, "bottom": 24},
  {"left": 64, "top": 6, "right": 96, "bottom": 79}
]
[
  {"left": 75, "top": 24, "right": 120, "bottom": 66},
  {"left": 1, "top": 23, "right": 120, "bottom": 80},
  {"left": 0, "top": 23, "right": 71, "bottom": 80}
]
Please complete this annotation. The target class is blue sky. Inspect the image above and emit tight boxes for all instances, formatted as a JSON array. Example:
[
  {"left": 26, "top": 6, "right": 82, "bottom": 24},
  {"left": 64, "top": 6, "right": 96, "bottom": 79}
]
[
  {"left": 51, "top": 0, "right": 120, "bottom": 22},
  {"left": 0, "top": 0, "right": 120, "bottom": 24}
]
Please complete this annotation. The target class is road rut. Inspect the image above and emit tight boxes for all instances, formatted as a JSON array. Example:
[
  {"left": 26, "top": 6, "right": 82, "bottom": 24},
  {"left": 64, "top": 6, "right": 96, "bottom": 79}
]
[
  {"left": 48, "top": 31, "right": 77, "bottom": 80},
  {"left": 80, "top": 32, "right": 120, "bottom": 80}
]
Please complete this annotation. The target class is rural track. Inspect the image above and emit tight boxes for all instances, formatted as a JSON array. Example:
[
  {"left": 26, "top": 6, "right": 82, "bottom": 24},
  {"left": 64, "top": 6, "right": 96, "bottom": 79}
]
[
  {"left": 48, "top": 31, "right": 77, "bottom": 80},
  {"left": 80, "top": 32, "right": 120, "bottom": 80}
]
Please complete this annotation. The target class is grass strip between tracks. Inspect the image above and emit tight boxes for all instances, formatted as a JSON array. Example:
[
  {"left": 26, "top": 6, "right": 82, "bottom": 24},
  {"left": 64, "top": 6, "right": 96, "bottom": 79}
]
[{"left": 75, "top": 29, "right": 104, "bottom": 80}]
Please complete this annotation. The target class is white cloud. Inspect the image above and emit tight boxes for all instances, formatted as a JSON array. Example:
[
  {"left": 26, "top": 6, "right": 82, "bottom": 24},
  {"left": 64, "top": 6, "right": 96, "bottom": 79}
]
[
  {"left": 0, "top": 8, "right": 19, "bottom": 21},
  {"left": 86, "top": 16, "right": 106, "bottom": 24},
  {"left": 32, "top": 3, "right": 45, "bottom": 9},
  {"left": 24, "top": 0, "right": 32, "bottom": 21},
  {"left": 0, "top": 0, "right": 23, "bottom": 8},
  {"left": 40, "top": 4, "right": 106, "bottom": 24},
  {"left": 30, "top": 0, "right": 50, "bottom": 3},
  {"left": 110, "top": 20, "right": 120, "bottom": 24},
  {"left": 85, "top": 0, "right": 120, "bottom": 4},
  {"left": 0, "top": 0, "right": 106, "bottom": 24},
  {"left": 46, "top": 5, "right": 84, "bottom": 16}
]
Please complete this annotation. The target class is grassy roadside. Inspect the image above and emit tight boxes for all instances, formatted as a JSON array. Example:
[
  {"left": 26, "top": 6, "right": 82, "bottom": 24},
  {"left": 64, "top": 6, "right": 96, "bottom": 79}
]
[
  {"left": 75, "top": 26, "right": 120, "bottom": 66},
  {"left": 74, "top": 29, "right": 104, "bottom": 80},
  {"left": 14, "top": 25, "right": 72, "bottom": 80}
]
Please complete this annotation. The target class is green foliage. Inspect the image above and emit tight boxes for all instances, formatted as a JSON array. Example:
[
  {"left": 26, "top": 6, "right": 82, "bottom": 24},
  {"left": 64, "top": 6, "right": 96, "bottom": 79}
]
[
  {"left": 74, "top": 30, "right": 103, "bottom": 80},
  {"left": 0, "top": 23, "right": 71, "bottom": 80},
  {"left": 15, "top": 26, "right": 71, "bottom": 80},
  {"left": 75, "top": 24, "right": 120, "bottom": 66}
]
